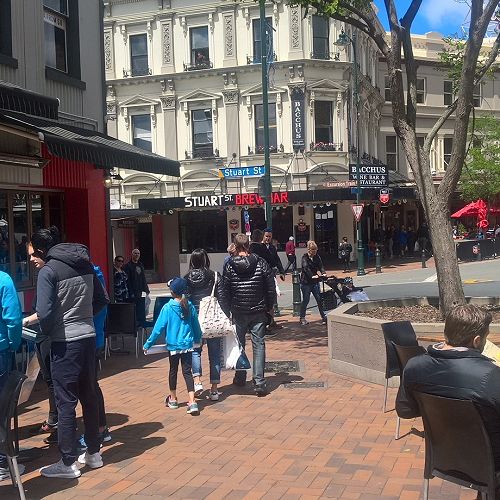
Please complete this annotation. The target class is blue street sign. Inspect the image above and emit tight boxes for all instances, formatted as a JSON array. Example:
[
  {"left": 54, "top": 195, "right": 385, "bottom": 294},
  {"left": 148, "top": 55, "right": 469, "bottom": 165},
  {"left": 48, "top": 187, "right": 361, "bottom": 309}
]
[{"left": 219, "top": 166, "right": 265, "bottom": 178}]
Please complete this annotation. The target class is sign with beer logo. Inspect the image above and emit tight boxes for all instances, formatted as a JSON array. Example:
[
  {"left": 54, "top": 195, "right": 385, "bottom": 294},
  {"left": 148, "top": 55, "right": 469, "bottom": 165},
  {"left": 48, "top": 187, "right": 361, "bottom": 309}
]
[
  {"left": 290, "top": 87, "right": 306, "bottom": 152},
  {"left": 229, "top": 219, "right": 239, "bottom": 230},
  {"left": 349, "top": 164, "right": 389, "bottom": 187},
  {"left": 379, "top": 188, "right": 390, "bottom": 204}
]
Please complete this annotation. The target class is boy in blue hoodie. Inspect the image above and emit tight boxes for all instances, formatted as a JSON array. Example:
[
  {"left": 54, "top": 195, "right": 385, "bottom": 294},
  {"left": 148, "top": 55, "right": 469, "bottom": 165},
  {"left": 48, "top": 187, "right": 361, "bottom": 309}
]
[{"left": 143, "top": 277, "right": 202, "bottom": 415}]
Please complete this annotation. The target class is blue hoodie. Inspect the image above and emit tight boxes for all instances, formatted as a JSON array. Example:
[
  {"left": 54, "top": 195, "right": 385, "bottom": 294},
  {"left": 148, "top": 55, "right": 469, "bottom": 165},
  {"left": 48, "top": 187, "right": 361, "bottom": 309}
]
[
  {"left": 143, "top": 299, "right": 202, "bottom": 353},
  {"left": 0, "top": 271, "right": 22, "bottom": 352}
]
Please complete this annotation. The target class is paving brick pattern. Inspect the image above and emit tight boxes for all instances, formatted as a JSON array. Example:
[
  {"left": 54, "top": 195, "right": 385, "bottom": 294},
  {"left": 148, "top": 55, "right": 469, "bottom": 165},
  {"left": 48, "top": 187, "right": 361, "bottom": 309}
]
[{"left": 1, "top": 312, "right": 478, "bottom": 499}]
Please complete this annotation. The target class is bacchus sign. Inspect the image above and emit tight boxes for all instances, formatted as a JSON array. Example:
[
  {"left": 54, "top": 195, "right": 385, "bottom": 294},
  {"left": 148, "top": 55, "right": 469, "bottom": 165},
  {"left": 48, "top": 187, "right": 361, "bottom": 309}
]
[
  {"left": 348, "top": 164, "right": 388, "bottom": 188},
  {"left": 290, "top": 87, "right": 305, "bottom": 152}
]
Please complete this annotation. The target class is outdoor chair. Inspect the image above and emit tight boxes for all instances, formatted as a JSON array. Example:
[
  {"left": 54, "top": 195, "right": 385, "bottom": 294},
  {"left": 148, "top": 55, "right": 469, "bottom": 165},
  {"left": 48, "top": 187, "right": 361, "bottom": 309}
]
[
  {"left": 413, "top": 391, "right": 500, "bottom": 500},
  {"left": 104, "top": 302, "right": 139, "bottom": 358},
  {"left": 0, "top": 370, "right": 28, "bottom": 500},
  {"left": 381, "top": 321, "right": 418, "bottom": 412},
  {"left": 391, "top": 342, "right": 427, "bottom": 439},
  {"left": 140, "top": 296, "right": 172, "bottom": 344}
]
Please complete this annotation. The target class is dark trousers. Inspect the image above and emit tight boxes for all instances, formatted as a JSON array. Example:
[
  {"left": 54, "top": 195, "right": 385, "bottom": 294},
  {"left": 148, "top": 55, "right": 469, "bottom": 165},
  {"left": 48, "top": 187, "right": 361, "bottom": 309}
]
[
  {"left": 284, "top": 255, "right": 296, "bottom": 273},
  {"left": 51, "top": 338, "right": 100, "bottom": 465},
  {"left": 300, "top": 283, "right": 326, "bottom": 320},
  {"left": 35, "top": 338, "right": 58, "bottom": 426},
  {"left": 342, "top": 256, "right": 351, "bottom": 271},
  {"left": 168, "top": 352, "right": 194, "bottom": 393},
  {"left": 95, "top": 349, "right": 106, "bottom": 428},
  {"left": 0, "top": 349, "right": 13, "bottom": 467}
]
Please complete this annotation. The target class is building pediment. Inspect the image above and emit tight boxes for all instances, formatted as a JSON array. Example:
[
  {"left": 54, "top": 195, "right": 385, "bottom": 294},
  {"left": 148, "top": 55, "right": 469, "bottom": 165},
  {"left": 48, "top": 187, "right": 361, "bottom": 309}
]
[
  {"left": 179, "top": 89, "right": 221, "bottom": 103},
  {"left": 119, "top": 95, "right": 160, "bottom": 108},
  {"left": 241, "top": 83, "right": 287, "bottom": 97},
  {"left": 307, "top": 79, "right": 348, "bottom": 93}
]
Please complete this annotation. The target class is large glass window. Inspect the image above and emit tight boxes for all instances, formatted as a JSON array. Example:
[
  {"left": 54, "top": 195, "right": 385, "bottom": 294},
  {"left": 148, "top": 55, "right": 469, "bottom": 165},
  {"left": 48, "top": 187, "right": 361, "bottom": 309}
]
[
  {"left": 255, "top": 103, "right": 277, "bottom": 153},
  {"left": 132, "top": 115, "right": 152, "bottom": 152},
  {"left": 31, "top": 193, "right": 46, "bottom": 234},
  {"left": 312, "top": 15, "right": 329, "bottom": 59},
  {"left": 190, "top": 26, "right": 210, "bottom": 68},
  {"left": 252, "top": 17, "right": 273, "bottom": 63},
  {"left": 384, "top": 76, "right": 391, "bottom": 102},
  {"left": 179, "top": 210, "right": 227, "bottom": 253},
  {"left": 192, "top": 109, "right": 213, "bottom": 158},
  {"left": 12, "top": 193, "right": 29, "bottom": 282},
  {"left": 43, "top": 0, "right": 68, "bottom": 15},
  {"left": 443, "top": 80, "right": 453, "bottom": 106},
  {"left": 314, "top": 101, "right": 333, "bottom": 144},
  {"left": 44, "top": 5, "right": 67, "bottom": 72},
  {"left": 444, "top": 137, "right": 453, "bottom": 170},
  {"left": 386, "top": 136, "right": 398, "bottom": 171},
  {"left": 130, "top": 34, "right": 148, "bottom": 76},
  {"left": 416, "top": 78, "right": 425, "bottom": 104}
]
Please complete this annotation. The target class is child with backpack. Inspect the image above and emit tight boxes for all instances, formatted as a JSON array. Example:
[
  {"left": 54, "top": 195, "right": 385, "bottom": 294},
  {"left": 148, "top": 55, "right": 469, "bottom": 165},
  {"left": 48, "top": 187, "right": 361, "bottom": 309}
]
[{"left": 143, "top": 277, "right": 202, "bottom": 415}]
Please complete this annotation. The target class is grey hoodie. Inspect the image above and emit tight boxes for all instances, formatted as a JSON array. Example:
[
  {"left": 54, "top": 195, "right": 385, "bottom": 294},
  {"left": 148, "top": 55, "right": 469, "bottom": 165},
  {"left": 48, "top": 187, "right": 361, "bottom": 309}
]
[{"left": 36, "top": 243, "right": 109, "bottom": 342}]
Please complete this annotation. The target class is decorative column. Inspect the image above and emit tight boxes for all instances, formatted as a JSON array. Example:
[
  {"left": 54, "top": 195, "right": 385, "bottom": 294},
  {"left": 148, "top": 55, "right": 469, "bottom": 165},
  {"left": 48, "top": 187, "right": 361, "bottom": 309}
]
[
  {"left": 160, "top": 80, "right": 177, "bottom": 160},
  {"left": 159, "top": 16, "right": 174, "bottom": 73},
  {"left": 106, "top": 85, "right": 118, "bottom": 138},
  {"left": 222, "top": 8, "right": 237, "bottom": 67},
  {"left": 288, "top": 6, "right": 303, "bottom": 59},
  {"left": 103, "top": 28, "right": 115, "bottom": 80},
  {"left": 222, "top": 89, "right": 240, "bottom": 162}
]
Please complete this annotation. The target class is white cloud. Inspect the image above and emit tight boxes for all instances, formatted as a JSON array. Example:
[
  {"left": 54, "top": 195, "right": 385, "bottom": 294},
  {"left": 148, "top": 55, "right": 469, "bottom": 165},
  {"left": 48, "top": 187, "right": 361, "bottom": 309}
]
[{"left": 420, "top": 0, "right": 470, "bottom": 33}]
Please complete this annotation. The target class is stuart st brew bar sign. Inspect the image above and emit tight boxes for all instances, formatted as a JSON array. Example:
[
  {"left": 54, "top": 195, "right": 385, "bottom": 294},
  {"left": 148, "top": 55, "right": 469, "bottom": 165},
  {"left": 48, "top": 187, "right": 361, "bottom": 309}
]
[
  {"left": 348, "top": 164, "right": 388, "bottom": 187},
  {"left": 290, "top": 87, "right": 305, "bottom": 152}
]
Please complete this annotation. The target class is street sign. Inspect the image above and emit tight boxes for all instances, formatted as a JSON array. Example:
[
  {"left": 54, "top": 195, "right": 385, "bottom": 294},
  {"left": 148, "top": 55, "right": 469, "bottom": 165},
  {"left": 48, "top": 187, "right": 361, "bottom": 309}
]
[
  {"left": 290, "top": 87, "right": 306, "bottom": 152},
  {"left": 379, "top": 188, "right": 390, "bottom": 204},
  {"left": 349, "top": 164, "right": 388, "bottom": 187},
  {"left": 219, "top": 166, "right": 265, "bottom": 178},
  {"left": 351, "top": 204, "right": 364, "bottom": 222}
]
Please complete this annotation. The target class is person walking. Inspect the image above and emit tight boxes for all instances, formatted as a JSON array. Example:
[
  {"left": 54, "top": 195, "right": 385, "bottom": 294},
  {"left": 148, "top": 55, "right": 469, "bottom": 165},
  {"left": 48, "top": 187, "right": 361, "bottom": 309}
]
[
  {"left": 338, "top": 237, "right": 352, "bottom": 272},
  {"left": 123, "top": 248, "right": 149, "bottom": 317},
  {"left": 218, "top": 233, "right": 276, "bottom": 396},
  {"left": 0, "top": 270, "right": 23, "bottom": 482},
  {"left": 143, "top": 277, "right": 202, "bottom": 415},
  {"left": 417, "top": 222, "right": 429, "bottom": 255},
  {"left": 113, "top": 255, "right": 129, "bottom": 303},
  {"left": 284, "top": 236, "right": 296, "bottom": 273},
  {"left": 399, "top": 226, "right": 408, "bottom": 257},
  {"left": 299, "top": 240, "right": 327, "bottom": 326},
  {"left": 184, "top": 248, "right": 222, "bottom": 402},
  {"left": 31, "top": 227, "right": 109, "bottom": 479}
]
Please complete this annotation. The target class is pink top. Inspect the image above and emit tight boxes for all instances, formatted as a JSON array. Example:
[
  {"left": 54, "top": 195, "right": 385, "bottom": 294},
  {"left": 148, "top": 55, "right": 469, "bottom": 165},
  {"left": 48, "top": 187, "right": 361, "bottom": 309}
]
[{"left": 285, "top": 240, "right": 295, "bottom": 255}]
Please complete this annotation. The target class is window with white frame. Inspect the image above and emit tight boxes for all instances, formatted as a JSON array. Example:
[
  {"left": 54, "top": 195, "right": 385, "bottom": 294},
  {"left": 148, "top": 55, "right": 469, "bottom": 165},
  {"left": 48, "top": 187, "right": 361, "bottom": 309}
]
[
  {"left": 312, "top": 15, "right": 329, "bottom": 59},
  {"left": 314, "top": 101, "right": 333, "bottom": 146},
  {"left": 443, "top": 80, "right": 453, "bottom": 106},
  {"left": 416, "top": 78, "right": 425, "bottom": 104},
  {"left": 43, "top": 0, "right": 68, "bottom": 72},
  {"left": 386, "top": 135, "right": 398, "bottom": 171},
  {"left": 252, "top": 17, "right": 273, "bottom": 64},
  {"left": 190, "top": 26, "right": 210, "bottom": 68},
  {"left": 130, "top": 34, "right": 149, "bottom": 76},
  {"left": 384, "top": 76, "right": 391, "bottom": 102},
  {"left": 443, "top": 137, "right": 452, "bottom": 170},
  {"left": 132, "top": 115, "right": 152, "bottom": 152},
  {"left": 191, "top": 109, "right": 213, "bottom": 158},
  {"left": 473, "top": 84, "right": 481, "bottom": 107},
  {"left": 255, "top": 103, "right": 277, "bottom": 153}
]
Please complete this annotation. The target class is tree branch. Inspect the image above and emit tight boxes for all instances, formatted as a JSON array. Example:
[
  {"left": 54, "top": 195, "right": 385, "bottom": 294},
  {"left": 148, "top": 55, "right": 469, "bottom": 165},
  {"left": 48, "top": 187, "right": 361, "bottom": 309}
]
[
  {"left": 400, "top": 0, "right": 423, "bottom": 29},
  {"left": 424, "top": 100, "right": 458, "bottom": 155},
  {"left": 474, "top": 32, "right": 500, "bottom": 83},
  {"left": 384, "top": 0, "right": 401, "bottom": 33}
]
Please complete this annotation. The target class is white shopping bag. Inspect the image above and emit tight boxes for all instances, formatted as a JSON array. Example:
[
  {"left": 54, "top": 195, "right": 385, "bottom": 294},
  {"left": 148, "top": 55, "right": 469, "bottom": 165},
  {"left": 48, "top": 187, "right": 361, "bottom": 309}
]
[
  {"left": 143, "top": 344, "right": 168, "bottom": 355},
  {"left": 275, "top": 277, "right": 282, "bottom": 297},
  {"left": 223, "top": 331, "right": 242, "bottom": 370},
  {"left": 144, "top": 294, "right": 152, "bottom": 316}
]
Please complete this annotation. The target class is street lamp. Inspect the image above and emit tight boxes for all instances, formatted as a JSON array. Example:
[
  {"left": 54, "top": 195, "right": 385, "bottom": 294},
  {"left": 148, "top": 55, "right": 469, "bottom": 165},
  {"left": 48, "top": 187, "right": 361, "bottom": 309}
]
[{"left": 335, "top": 30, "right": 365, "bottom": 276}]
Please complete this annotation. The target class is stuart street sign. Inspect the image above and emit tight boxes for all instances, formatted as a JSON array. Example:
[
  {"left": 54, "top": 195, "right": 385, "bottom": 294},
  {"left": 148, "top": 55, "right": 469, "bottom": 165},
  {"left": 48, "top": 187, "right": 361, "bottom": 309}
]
[{"left": 219, "top": 166, "right": 265, "bottom": 178}]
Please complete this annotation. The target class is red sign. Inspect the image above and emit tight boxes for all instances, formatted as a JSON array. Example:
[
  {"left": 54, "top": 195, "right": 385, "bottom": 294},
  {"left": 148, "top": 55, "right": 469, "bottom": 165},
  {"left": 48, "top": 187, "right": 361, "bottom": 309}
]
[
  {"left": 379, "top": 188, "right": 390, "bottom": 204},
  {"left": 351, "top": 204, "right": 364, "bottom": 222},
  {"left": 234, "top": 192, "right": 289, "bottom": 206}
]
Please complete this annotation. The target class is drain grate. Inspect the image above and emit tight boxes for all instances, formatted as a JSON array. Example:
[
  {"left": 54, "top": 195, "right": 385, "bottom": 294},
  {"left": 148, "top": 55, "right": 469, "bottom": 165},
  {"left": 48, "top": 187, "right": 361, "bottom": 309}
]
[
  {"left": 265, "top": 360, "right": 301, "bottom": 373},
  {"left": 282, "top": 381, "right": 326, "bottom": 389}
]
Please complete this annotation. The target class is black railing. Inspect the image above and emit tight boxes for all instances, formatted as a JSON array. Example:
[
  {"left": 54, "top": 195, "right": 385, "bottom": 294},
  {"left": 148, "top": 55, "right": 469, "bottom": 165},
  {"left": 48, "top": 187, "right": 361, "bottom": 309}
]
[
  {"left": 310, "top": 51, "right": 340, "bottom": 61},
  {"left": 183, "top": 60, "right": 213, "bottom": 71},
  {"left": 246, "top": 52, "right": 277, "bottom": 65},
  {"left": 310, "top": 142, "right": 343, "bottom": 152},
  {"left": 185, "top": 147, "right": 219, "bottom": 160},
  {"left": 123, "top": 67, "right": 152, "bottom": 78}
]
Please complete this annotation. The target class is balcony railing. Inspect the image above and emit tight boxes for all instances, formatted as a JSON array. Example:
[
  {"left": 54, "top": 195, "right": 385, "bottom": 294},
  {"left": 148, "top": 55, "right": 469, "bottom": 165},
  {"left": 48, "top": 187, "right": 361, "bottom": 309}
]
[
  {"left": 123, "top": 67, "right": 152, "bottom": 78},
  {"left": 183, "top": 60, "right": 213, "bottom": 71},
  {"left": 248, "top": 144, "right": 281, "bottom": 155},
  {"left": 309, "top": 142, "right": 343, "bottom": 152},
  {"left": 246, "top": 52, "right": 278, "bottom": 65},
  {"left": 185, "top": 147, "right": 219, "bottom": 160},
  {"left": 310, "top": 51, "right": 340, "bottom": 61}
]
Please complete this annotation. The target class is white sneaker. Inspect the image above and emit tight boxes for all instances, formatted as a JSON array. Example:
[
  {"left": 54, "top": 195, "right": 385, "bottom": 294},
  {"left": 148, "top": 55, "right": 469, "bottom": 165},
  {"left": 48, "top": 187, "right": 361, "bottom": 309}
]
[
  {"left": 0, "top": 463, "right": 26, "bottom": 482},
  {"left": 209, "top": 391, "right": 220, "bottom": 401},
  {"left": 40, "top": 459, "right": 81, "bottom": 478},
  {"left": 78, "top": 452, "right": 103, "bottom": 469},
  {"left": 194, "top": 383, "right": 204, "bottom": 395}
]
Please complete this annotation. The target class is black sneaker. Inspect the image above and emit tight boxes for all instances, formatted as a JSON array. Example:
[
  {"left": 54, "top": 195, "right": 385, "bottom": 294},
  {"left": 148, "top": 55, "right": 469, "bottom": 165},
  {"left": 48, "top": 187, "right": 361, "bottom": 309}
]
[
  {"left": 232, "top": 377, "right": 246, "bottom": 387},
  {"left": 43, "top": 431, "right": 58, "bottom": 445},
  {"left": 254, "top": 385, "right": 268, "bottom": 397}
]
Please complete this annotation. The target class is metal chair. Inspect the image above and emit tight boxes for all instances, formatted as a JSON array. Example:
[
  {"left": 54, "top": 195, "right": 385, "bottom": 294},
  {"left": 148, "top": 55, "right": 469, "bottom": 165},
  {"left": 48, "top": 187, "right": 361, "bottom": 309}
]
[
  {"left": 414, "top": 392, "right": 500, "bottom": 500},
  {"left": 391, "top": 342, "right": 427, "bottom": 439},
  {"left": 381, "top": 321, "right": 418, "bottom": 412},
  {"left": 0, "top": 370, "right": 27, "bottom": 500},
  {"left": 104, "top": 303, "right": 139, "bottom": 358}
]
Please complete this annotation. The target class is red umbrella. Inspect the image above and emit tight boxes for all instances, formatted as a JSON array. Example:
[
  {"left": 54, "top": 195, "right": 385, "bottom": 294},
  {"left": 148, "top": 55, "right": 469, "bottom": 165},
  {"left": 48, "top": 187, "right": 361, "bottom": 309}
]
[{"left": 451, "top": 199, "right": 500, "bottom": 218}]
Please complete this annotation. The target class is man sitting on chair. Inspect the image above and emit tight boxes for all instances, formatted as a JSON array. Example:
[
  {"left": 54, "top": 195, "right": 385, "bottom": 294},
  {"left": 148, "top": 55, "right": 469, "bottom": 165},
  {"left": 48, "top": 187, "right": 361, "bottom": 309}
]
[{"left": 396, "top": 304, "right": 500, "bottom": 469}]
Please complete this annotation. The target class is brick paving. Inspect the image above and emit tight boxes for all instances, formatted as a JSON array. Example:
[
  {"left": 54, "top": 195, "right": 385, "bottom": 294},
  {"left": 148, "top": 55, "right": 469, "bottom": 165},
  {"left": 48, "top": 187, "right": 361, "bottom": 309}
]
[{"left": 1, "top": 311, "right": 478, "bottom": 500}]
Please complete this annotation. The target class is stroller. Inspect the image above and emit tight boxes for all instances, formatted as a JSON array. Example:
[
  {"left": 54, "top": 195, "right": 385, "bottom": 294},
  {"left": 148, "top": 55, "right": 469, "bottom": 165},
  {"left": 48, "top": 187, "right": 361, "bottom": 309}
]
[{"left": 324, "top": 276, "right": 367, "bottom": 304}]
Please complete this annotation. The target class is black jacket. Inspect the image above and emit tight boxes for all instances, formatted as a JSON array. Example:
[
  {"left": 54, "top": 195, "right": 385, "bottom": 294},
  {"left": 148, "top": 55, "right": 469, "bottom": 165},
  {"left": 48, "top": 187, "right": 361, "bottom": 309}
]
[
  {"left": 123, "top": 260, "right": 150, "bottom": 298},
  {"left": 249, "top": 242, "right": 284, "bottom": 274},
  {"left": 397, "top": 345, "right": 500, "bottom": 468},
  {"left": 184, "top": 268, "right": 217, "bottom": 310},
  {"left": 218, "top": 254, "right": 276, "bottom": 316},
  {"left": 300, "top": 253, "right": 325, "bottom": 284}
]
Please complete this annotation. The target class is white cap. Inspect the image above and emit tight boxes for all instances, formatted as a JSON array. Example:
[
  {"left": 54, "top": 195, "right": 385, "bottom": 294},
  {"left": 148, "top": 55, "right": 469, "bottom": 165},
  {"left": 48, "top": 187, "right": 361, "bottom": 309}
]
[{"left": 289, "top": 236, "right": 294, "bottom": 241}]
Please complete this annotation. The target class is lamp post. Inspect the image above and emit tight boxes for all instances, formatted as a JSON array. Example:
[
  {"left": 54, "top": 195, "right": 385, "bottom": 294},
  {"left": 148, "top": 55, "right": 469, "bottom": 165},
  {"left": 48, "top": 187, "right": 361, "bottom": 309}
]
[
  {"left": 335, "top": 30, "right": 365, "bottom": 276},
  {"left": 260, "top": 0, "right": 272, "bottom": 229}
]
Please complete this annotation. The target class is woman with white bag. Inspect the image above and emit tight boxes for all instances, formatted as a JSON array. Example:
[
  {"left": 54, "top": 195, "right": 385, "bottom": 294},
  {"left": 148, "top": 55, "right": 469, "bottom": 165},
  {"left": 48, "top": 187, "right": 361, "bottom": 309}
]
[{"left": 184, "top": 249, "right": 222, "bottom": 401}]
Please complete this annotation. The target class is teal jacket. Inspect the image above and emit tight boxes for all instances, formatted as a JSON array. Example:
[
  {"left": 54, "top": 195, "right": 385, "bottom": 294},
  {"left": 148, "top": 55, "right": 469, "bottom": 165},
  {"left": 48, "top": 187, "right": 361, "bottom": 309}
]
[
  {"left": 143, "top": 299, "right": 202, "bottom": 352},
  {"left": 0, "top": 271, "right": 22, "bottom": 352}
]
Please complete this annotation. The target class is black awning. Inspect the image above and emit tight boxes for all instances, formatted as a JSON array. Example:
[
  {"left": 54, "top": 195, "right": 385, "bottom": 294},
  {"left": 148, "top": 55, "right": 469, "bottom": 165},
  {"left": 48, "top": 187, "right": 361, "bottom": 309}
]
[
  {"left": 0, "top": 82, "right": 59, "bottom": 119},
  {"left": 0, "top": 109, "right": 180, "bottom": 177}
]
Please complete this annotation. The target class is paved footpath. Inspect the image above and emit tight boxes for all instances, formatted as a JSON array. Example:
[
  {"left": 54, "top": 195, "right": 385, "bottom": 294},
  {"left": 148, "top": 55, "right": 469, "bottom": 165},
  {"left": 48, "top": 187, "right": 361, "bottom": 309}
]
[{"left": 1, "top": 313, "right": 477, "bottom": 500}]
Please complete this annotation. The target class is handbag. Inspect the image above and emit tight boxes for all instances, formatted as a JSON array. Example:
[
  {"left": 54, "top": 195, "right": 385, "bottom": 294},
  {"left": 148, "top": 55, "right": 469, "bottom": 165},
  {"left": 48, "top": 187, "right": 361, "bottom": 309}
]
[
  {"left": 198, "top": 272, "right": 234, "bottom": 339},
  {"left": 223, "top": 331, "right": 251, "bottom": 370}
]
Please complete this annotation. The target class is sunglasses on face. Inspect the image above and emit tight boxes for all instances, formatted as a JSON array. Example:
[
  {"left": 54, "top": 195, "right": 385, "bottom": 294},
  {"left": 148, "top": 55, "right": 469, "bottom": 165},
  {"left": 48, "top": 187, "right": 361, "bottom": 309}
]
[{"left": 115, "top": 259, "right": 124, "bottom": 263}]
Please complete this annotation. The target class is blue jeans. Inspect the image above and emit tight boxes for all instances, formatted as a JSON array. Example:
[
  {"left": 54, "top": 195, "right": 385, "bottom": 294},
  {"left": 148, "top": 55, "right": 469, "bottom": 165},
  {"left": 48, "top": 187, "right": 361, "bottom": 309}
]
[
  {"left": 233, "top": 312, "right": 267, "bottom": 388},
  {"left": 0, "top": 349, "right": 13, "bottom": 467},
  {"left": 191, "top": 338, "right": 222, "bottom": 384},
  {"left": 300, "top": 283, "right": 326, "bottom": 320}
]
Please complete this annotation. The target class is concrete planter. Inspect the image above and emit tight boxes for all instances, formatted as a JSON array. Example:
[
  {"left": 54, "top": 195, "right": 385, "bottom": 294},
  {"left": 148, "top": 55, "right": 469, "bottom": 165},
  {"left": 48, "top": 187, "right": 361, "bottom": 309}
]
[{"left": 327, "top": 296, "right": 500, "bottom": 386}]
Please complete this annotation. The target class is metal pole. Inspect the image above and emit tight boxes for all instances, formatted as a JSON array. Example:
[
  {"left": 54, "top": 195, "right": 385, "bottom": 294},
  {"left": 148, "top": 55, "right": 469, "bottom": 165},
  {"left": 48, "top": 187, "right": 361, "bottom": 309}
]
[
  {"left": 260, "top": 0, "right": 272, "bottom": 229},
  {"left": 353, "top": 33, "right": 365, "bottom": 276}
]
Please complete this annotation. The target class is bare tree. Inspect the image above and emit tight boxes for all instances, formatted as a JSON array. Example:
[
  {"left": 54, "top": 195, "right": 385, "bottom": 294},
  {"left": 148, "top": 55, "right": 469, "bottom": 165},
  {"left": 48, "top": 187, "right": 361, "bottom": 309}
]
[{"left": 279, "top": 0, "right": 500, "bottom": 314}]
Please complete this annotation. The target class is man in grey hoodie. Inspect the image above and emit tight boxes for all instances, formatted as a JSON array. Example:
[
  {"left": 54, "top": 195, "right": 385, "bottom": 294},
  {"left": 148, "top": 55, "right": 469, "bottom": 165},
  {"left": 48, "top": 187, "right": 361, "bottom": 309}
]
[{"left": 30, "top": 227, "right": 109, "bottom": 479}]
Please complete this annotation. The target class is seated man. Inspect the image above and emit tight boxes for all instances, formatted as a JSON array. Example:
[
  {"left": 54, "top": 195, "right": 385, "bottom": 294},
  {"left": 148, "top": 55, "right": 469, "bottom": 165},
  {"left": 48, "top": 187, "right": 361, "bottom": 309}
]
[{"left": 396, "top": 304, "right": 500, "bottom": 469}]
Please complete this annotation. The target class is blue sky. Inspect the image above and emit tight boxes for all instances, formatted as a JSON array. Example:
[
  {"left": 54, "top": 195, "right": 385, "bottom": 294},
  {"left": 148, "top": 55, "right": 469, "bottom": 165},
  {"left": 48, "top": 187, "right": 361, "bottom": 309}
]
[{"left": 372, "top": 0, "right": 471, "bottom": 36}]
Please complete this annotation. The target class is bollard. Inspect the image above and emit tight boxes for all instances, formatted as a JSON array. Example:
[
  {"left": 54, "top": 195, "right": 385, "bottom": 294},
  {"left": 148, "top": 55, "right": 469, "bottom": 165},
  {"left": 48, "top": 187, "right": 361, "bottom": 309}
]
[
  {"left": 421, "top": 249, "right": 427, "bottom": 268},
  {"left": 476, "top": 242, "right": 482, "bottom": 261},
  {"left": 292, "top": 270, "right": 302, "bottom": 317},
  {"left": 375, "top": 247, "right": 382, "bottom": 274}
]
